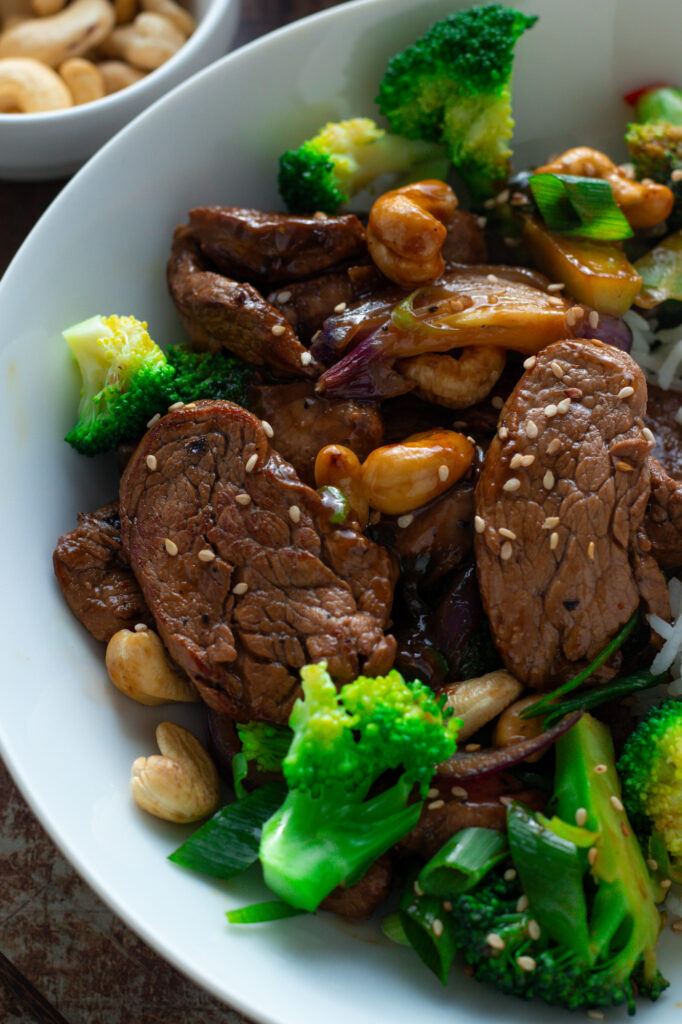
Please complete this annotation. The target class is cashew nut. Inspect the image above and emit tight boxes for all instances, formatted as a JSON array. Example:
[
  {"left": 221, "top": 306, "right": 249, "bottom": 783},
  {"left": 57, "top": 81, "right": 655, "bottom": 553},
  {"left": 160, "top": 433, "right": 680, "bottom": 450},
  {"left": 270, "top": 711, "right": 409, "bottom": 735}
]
[
  {"left": 59, "top": 54, "right": 103, "bottom": 103},
  {"left": 398, "top": 346, "right": 507, "bottom": 409},
  {"left": 114, "top": 0, "right": 136, "bottom": 23},
  {"left": 100, "top": 10, "right": 183, "bottom": 69},
  {"left": 98, "top": 57, "right": 145, "bottom": 91},
  {"left": 367, "top": 180, "right": 458, "bottom": 287},
  {"left": 492, "top": 694, "right": 545, "bottom": 761},
  {"left": 0, "top": 0, "right": 115, "bottom": 67},
  {"left": 140, "top": 0, "right": 193, "bottom": 37},
  {"left": 439, "top": 670, "right": 523, "bottom": 742},
  {"left": 106, "top": 628, "right": 199, "bottom": 706},
  {"left": 0, "top": 55, "right": 70, "bottom": 108},
  {"left": 31, "top": 0, "right": 66, "bottom": 17},
  {"left": 131, "top": 722, "right": 220, "bottom": 823},
  {"left": 535, "top": 146, "right": 674, "bottom": 231},
  {"left": 314, "top": 443, "right": 369, "bottom": 528}
]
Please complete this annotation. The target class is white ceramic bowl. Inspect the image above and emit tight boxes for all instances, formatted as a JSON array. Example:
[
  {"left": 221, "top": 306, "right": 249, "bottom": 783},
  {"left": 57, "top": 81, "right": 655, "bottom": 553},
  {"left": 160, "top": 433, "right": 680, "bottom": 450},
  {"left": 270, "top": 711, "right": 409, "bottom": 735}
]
[
  {"left": 1, "top": 0, "right": 681, "bottom": 1021},
  {"left": 0, "top": 0, "right": 239, "bottom": 179}
]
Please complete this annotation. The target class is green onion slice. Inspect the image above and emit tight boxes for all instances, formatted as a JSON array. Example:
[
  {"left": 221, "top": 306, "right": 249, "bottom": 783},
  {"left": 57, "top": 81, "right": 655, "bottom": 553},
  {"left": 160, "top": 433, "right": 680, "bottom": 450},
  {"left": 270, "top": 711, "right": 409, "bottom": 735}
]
[
  {"left": 539, "top": 669, "right": 666, "bottom": 729},
  {"left": 399, "top": 877, "right": 456, "bottom": 985},
  {"left": 169, "top": 781, "right": 286, "bottom": 879},
  {"left": 381, "top": 911, "right": 410, "bottom": 946},
  {"left": 529, "top": 173, "right": 634, "bottom": 240},
  {"left": 418, "top": 827, "right": 508, "bottom": 898},
  {"left": 226, "top": 900, "right": 306, "bottom": 924}
]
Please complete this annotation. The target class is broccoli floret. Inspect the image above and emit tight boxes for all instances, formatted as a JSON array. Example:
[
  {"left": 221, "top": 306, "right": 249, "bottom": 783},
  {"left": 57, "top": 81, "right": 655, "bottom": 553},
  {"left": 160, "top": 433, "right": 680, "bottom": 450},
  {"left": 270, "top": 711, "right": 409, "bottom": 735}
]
[
  {"left": 376, "top": 5, "right": 537, "bottom": 198},
  {"left": 236, "top": 721, "right": 292, "bottom": 775},
  {"left": 278, "top": 116, "right": 446, "bottom": 214},
  {"left": 64, "top": 314, "right": 252, "bottom": 456},
  {"left": 626, "top": 121, "right": 682, "bottom": 184},
  {"left": 259, "top": 662, "right": 460, "bottom": 911},
  {"left": 618, "top": 698, "right": 682, "bottom": 876}
]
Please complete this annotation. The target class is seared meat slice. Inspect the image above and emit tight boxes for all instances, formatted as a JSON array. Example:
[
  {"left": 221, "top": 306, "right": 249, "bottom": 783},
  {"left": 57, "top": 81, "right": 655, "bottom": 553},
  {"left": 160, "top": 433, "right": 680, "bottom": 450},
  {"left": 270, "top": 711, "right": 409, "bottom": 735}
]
[
  {"left": 320, "top": 856, "right": 392, "bottom": 920},
  {"left": 119, "top": 400, "right": 396, "bottom": 724},
  {"left": 647, "top": 383, "right": 682, "bottom": 478},
  {"left": 647, "top": 457, "right": 682, "bottom": 569},
  {"left": 53, "top": 502, "right": 152, "bottom": 642},
  {"left": 187, "top": 207, "right": 367, "bottom": 283},
  {"left": 441, "top": 209, "right": 487, "bottom": 266},
  {"left": 267, "top": 265, "right": 385, "bottom": 343},
  {"left": 475, "top": 339, "right": 669, "bottom": 691},
  {"left": 167, "top": 228, "right": 319, "bottom": 378},
  {"left": 250, "top": 381, "right": 383, "bottom": 487}
]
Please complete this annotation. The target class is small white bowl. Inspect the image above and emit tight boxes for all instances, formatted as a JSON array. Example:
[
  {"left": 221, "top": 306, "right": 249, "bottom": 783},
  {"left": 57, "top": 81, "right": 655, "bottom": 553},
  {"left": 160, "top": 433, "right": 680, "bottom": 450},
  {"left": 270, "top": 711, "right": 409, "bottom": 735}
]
[{"left": 0, "top": 0, "right": 239, "bottom": 180}]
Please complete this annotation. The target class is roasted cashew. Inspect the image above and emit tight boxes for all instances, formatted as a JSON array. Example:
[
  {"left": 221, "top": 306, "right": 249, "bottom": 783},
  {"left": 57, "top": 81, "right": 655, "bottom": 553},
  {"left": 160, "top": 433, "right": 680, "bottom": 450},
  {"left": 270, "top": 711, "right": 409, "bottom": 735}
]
[
  {"left": 100, "top": 9, "right": 183, "bottom": 69},
  {"left": 140, "top": 0, "right": 193, "bottom": 36},
  {"left": 492, "top": 694, "right": 544, "bottom": 761},
  {"left": 98, "top": 57, "right": 145, "bottom": 91},
  {"left": 398, "top": 346, "right": 506, "bottom": 409},
  {"left": 314, "top": 443, "right": 369, "bottom": 528},
  {"left": 0, "top": 0, "right": 115, "bottom": 68},
  {"left": 0, "top": 0, "right": 33, "bottom": 31},
  {"left": 535, "top": 146, "right": 674, "bottom": 231},
  {"left": 59, "top": 55, "right": 103, "bottom": 103},
  {"left": 31, "top": 0, "right": 66, "bottom": 17},
  {"left": 367, "top": 180, "right": 458, "bottom": 287},
  {"left": 439, "top": 670, "right": 523, "bottom": 742},
  {"left": 106, "top": 628, "right": 199, "bottom": 706},
  {"left": 131, "top": 722, "right": 220, "bottom": 823},
  {"left": 0, "top": 55, "right": 70, "bottom": 108}
]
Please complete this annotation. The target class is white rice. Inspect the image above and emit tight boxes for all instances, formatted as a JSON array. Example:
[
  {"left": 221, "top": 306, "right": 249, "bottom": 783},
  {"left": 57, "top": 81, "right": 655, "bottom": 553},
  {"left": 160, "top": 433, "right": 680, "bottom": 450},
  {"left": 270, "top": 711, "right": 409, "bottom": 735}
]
[
  {"left": 624, "top": 309, "right": 682, "bottom": 395},
  {"left": 648, "top": 578, "right": 682, "bottom": 690}
]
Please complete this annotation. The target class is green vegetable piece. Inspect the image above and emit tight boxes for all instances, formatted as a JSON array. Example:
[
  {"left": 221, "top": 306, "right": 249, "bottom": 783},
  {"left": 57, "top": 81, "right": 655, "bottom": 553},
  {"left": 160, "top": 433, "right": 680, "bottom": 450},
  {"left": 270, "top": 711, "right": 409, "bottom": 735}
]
[
  {"left": 317, "top": 485, "right": 351, "bottom": 524},
  {"left": 399, "top": 879, "right": 456, "bottom": 985},
  {"left": 636, "top": 87, "right": 682, "bottom": 126},
  {"left": 626, "top": 121, "right": 682, "bottom": 187},
  {"left": 528, "top": 173, "right": 634, "bottom": 240},
  {"left": 418, "top": 827, "right": 507, "bottom": 898},
  {"left": 381, "top": 911, "right": 410, "bottom": 946},
  {"left": 507, "top": 803, "right": 592, "bottom": 961},
  {"left": 539, "top": 669, "right": 665, "bottom": 730},
  {"left": 231, "top": 752, "right": 248, "bottom": 800},
  {"left": 377, "top": 5, "right": 538, "bottom": 198},
  {"left": 259, "top": 662, "right": 460, "bottom": 911},
  {"left": 226, "top": 900, "right": 306, "bottom": 924},
  {"left": 236, "top": 721, "right": 292, "bottom": 774},
  {"left": 634, "top": 229, "right": 682, "bottom": 307},
  {"left": 169, "top": 781, "right": 286, "bottom": 879}
]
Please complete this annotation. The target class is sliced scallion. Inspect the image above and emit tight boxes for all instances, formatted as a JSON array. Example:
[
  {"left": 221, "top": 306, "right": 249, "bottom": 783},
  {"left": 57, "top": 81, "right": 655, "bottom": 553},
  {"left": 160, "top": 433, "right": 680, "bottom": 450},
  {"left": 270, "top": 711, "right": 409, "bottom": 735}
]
[
  {"left": 399, "top": 878, "right": 456, "bottom": 985},
  {"left": 418, "top": 827, "right": 508, "bottom": 898},
  {"left": 529, "top": 173, "right": 634, "bottom": 240},
  {"left": 226, "top": 900, "right": 306, "bottom": 924}
]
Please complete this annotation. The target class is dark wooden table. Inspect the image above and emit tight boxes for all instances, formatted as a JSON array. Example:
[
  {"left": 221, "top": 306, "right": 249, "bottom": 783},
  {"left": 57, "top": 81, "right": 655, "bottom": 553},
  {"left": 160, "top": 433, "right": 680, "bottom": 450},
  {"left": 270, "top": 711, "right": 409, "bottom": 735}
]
[{"left": 0, "top": 3, "right": 343, "bottom": 1021}]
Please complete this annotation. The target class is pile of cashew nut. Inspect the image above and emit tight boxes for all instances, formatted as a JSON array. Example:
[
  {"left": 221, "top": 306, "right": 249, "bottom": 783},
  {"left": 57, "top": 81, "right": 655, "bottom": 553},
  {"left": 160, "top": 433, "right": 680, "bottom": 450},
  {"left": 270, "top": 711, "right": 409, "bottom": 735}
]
[{"left": 0, "top": 0, "right": 195, "bottom": 113}]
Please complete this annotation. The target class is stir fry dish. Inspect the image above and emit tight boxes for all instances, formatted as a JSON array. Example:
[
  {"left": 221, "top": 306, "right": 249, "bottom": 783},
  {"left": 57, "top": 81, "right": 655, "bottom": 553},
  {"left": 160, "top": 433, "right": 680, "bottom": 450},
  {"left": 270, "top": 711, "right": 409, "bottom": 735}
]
[{"left": 53, "top": 3, "right": 682, "bottom": 1016}]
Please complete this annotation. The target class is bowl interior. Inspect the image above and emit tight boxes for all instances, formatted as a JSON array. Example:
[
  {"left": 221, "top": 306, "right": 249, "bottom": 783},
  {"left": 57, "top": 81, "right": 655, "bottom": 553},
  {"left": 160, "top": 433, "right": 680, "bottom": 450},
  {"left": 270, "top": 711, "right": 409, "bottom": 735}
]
[{"left": 1, "top": 1, "right": 681, "bottom": 1022}]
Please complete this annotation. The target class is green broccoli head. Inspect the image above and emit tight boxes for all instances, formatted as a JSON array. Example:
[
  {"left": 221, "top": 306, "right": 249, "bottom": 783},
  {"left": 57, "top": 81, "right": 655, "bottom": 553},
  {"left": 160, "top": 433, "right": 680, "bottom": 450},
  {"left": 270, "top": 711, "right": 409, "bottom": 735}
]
[
  {"left": 235, "top": 721, "right": 292, "bottom": 775},
  {"left": 626, "top": 121, "right": 682, "bottom": 184},
  {"left": 64, "top": 314, "right": 252, "bottom": 456},
  {"left": 377, "top": 5, "right": 537, "bottom": 198},
  {"left": 259, "top": 662, "right": 459, "bottom": 910},
  {"left": 618, "top": 698, "right": 682, "bottom": 870},
  {"left": 278, "top": 116, "right": 447, "bottom": 214}
]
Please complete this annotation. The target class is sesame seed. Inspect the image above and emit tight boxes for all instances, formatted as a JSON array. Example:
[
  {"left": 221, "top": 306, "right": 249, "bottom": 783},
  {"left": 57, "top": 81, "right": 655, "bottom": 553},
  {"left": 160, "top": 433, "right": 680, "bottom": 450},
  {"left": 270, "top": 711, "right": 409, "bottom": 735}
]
[
  {"left": 527, "top": 920, "right": 541, "bottom": 941},
  {"left": 510, "top": 453, "right": 525, "bottom": 469},
  {"left": 550, "top": 531, "right": 559, "bottom": 550},
  {"left": 504, "top": 236, "right": 521, "bottom": 247},
  {"left": 557, "top": 397, "right": 572, "bottom": 414},
  {"left": 544, "top": 403, "right": 558, "bottom": 417},
  {"left": 672, "top": 918, "right": 682, "bottom": 933},
  {"left": 465, "top": 742, "right": 481, "bottom": 752},
  {"left": 587, "top": 1012, "right": 605, "bottom": 1021},
  {"left": 523, "top": 355, "right": 537, "bottom": 369},
  {"left": 134, "top": 622, "right": 148, "bottom": 632},
  {"left": 334, "top": 301, "right": 347, "bottom": 313},
  {"left": 517, "top": 955, "right": 537, "bottom": 973},
  {"left": 643, "top": 426, "right": 656, "bottom": 444},
  {"left": 277, "top": 290, "right": 291, "bottom": 303},
  {"left": 428, "top": 799, "right": 445, "bottom": 810},
  {"left": 503, "top": 477, "right": 521, "bottom": 492},
  {"left": 232, "top": 582, "right": 248, "bottom": 596},
  {"left": 487, "top": 273, "right": 499, "bottom": 283},
  {"left": 271, "top": 324, "right": 286, "bottom": 337},
  {"left": 486, "top": 932, "right": 505, "bottom": 950},
  {"left": 594, "top": 764, "right": 608, "bottom": 774},
  {"left": 313, "top": 211, "right": 327, "bottom": 220},
  {"left": 550, "top": 360, "right": 564, "bottom": 378},
  {"left": 609, "top": 795, "right": 624, "bottom": 812},
  {"left": 543, "top": 516, "right": 560, "bottom": 529},
  {"left": 498, "top": 426, "right": 509, "bottom": 440},
  {"left": 245, "top": 453, "right": 258, "bottom": 473},
  {"left": 616, "top": 460, "right": 634, "bottom": 472},
  {"left": 288, "top": 505, "right": 301, "bottom": 524},
  {"left": 198, "top": 549, "right": 215, "bottom": 562},
  {"left": 520, "top": 454, "right": 535, "bottom": 467},
  {"left": 647, "top": 858, "right": 659, "bottom": 871},
  {"left": 438, "top": 464, "right": 450, "bottom": 482},
  {"left": 427, "top": 787, "right": 439, "bottom": 798},
  {"left": 548, "top": 296, "right": 565, "bottom": 307},
  {"left": 547, "top": 438, "right": 561, "bottom": 455},
  {"left": 397, "top": 513, "right": 414, "bottom": 528},
  {"left": 543, "top": 470, "right": 555, "bottom": 490},
  {"left": 565, "top": 387, "right": 583, "bottom": 399},
  {"left": 525, "top": 419, "right": 539, "bottom": 438},
  {"left": 618, "top": 385, "right": 635, "bottom": 400},
  {"left": 588, "top": 847, "right": 598, "bottom": 866},
  {"left": 588, "top": 310, "right": 600, "bottom": 330},
  {"left": 262, "top": 420, "right": 274, "bottom": 438},
  {"left": 516, "top": 894, "right": 529, "bottom": 911},
  {"left": 574, "top": 306, "right": 585, "bottom": 320},
  {"left": 146, "top": 454, "right": 157, "bottom": 471},
  {"left": 499, "top": 795, "right": 512, "bottom": 806},
  {"left": 168, "top": 401, "right": 185, "bottom": 412},
  {"left": 483, "top": 197, "right": 496, "bottom": 209},
  {"left": 451, "top": 785, "right": 468, "bottom": 798},
  {"left": 476, "top": 215, "right": 487, "bottom": 228},
  {"left": 443, "top": 900, "right": 453, "bottom": 912},
  {"left": 300, "top": 351, "right": 312, "bottom": 366},
  {"left": 491, "top": 395, "right": 504, "bottom": 409},
  {"left": 432, "top": 919, "right": 444, "bottom": 937},
  {"left": 588, "top": 541, "right": 595, "bottom": 560},
  {"left": 466, "top": 435, "right": 475, "bottom": 445},
  {"left": 566, "top": 307, "right": 576, "bottom": 327},
  {"left": 414, "top": 880, "right": 424, "bottom": 896},
  {"left": 474, "top": 515, "right": 485, "bottom": 534},
  {"left": 504, "top": 868, "right": 517, "bottom": 881},
  {"left": 147, "top": 412, "right": 160, "bottom": 428},
  {"left": 164, "top": 538, "right": 178, "bottom": 556},
  {"left": 575, "top": 807, "right": 588, "bottom": 826},
  {"left": 496, "top": 189, "right": 510, "bottom": 205},
  {"left": 661, "top": 878, "right": 673, "bottom": 889},
  {"left": 621, "top": 822, "right": 631, "bottom": 837},
  {"left": 672, "top": 169, "right": 682, "bottom": 183},
  {"left": 501, "top": 542, "right": 513, "bottom": 560},
  {"left": 547, "top": 282, "right": 565, "bottom": 292},
  {"left": 499, "top": 527, "right": 516, "bottom": 540},
  {"left": 235, "top": 493, "right": 251, "bottom": 506}
]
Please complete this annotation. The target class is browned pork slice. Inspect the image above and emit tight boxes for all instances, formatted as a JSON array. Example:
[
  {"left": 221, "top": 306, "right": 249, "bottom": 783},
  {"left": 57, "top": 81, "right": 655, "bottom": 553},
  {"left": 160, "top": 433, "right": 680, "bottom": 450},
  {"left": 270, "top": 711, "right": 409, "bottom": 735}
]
[
  {"left": 643, "top": 383, "right": 682, "bottom": 569},
  {"left": 119, "top": 401, "right": 396, "bottom": 723},
  {"left": 475, "top": 339, "right": 669, "bottom": 690},
  {"left": 167, "top": 228, "right": 320, "bottom": 378},
  {"left": 187, "top": 207, "right": 367, "bottom": 283},
  {"left": 53, "top": 502, "right": 153, "bottom": 642}
]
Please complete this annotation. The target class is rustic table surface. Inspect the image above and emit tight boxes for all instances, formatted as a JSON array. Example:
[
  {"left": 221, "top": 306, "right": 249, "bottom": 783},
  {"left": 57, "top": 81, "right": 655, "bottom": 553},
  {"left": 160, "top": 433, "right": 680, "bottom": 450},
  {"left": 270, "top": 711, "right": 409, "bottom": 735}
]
[{"left": 0, "top": 2, "right": 344, "bottom": 1021}]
